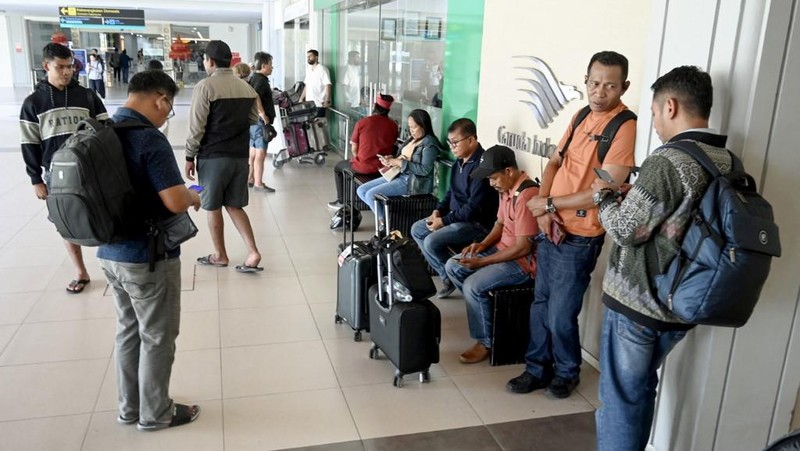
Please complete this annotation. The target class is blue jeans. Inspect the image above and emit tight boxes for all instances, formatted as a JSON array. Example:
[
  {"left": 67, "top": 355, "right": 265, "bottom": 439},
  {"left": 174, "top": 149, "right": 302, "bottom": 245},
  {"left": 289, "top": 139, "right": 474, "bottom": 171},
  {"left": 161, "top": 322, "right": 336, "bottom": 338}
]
[
  {"left": 596, "top": 308, "right": 688, "bottom": 451},
  {"left": 411, "top": 219, "right": 488, "bottom": 282},
  {"left": 444, "top": 248, "right": 531, "bottom": 348},
  {"left": 356, "top": 174, "right": 410, "bottom": 223},
  {"left": 524, "top": 233, "right": 604, "bottom": 380}
]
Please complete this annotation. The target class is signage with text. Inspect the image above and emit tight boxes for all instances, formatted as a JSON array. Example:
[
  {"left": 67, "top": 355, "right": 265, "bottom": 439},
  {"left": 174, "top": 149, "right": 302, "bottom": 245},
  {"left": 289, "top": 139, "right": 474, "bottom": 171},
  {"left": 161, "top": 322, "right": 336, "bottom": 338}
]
[{"left": 58, "top": 6, "right": 145, "bottom": 29}]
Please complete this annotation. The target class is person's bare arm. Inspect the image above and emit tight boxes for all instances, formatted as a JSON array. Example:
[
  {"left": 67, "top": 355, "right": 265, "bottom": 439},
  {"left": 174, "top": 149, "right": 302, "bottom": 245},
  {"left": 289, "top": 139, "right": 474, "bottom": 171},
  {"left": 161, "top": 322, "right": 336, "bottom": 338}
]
[{"left": 159, "top": 185, "right": 201, "bottom": 214}]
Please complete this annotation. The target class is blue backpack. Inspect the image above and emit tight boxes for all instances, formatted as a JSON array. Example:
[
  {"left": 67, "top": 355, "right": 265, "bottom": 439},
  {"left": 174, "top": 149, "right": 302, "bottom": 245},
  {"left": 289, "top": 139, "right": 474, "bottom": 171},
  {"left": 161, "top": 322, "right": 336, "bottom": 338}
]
[{"left": 649, "top": 141, "right": 781, "bottom": 327}]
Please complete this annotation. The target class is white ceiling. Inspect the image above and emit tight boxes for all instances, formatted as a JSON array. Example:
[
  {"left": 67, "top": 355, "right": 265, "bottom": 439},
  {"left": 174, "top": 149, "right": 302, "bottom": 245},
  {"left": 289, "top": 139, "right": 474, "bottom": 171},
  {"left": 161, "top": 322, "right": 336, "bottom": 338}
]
[{"left": 1, "top": 0, "right": 264, "bottom": 25}]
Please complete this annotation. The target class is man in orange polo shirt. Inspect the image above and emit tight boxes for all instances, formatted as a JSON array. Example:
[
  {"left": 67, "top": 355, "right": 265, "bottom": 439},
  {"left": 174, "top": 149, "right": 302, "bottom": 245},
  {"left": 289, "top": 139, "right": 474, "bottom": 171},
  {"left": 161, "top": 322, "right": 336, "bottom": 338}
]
[{"left": 507, "top": 51, "right": 636, "bottom": 399}]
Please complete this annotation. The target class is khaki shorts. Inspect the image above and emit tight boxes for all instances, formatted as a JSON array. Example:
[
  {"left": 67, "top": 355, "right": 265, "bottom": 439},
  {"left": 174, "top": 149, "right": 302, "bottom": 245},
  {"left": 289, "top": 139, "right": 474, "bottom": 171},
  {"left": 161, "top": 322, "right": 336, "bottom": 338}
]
[{"left": 197, "top": 157, "right": 249, "bottom": 210}]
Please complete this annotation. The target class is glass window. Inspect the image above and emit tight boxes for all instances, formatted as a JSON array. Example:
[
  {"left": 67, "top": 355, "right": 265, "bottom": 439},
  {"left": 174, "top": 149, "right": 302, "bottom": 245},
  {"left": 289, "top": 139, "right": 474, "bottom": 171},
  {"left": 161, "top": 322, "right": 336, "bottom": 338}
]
[
  {"left": 283, "top": 17, "right": 310, "bottom": 90},
  {"left": 326, "top": 0, "right": 447, "bottom": 143}
]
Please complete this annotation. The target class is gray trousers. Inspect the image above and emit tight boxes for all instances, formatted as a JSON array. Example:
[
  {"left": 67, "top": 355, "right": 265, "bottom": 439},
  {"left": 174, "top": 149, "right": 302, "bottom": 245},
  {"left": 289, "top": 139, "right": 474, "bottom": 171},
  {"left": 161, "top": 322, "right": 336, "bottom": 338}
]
[{"left": 100, "top": 257, "right": 181, "bottom": 423}]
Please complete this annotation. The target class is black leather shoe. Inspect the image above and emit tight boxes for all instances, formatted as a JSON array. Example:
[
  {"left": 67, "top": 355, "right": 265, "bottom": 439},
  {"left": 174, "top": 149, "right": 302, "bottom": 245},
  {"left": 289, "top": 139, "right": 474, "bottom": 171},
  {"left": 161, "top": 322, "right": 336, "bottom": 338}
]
[
  {"left": 506, "top": 371, "right": 551, "bottom": 394},
  {"left": 436, "top": 279, "right": 456, "bottom": 298},
  {"left": 547, "top": 376, "right": 580, "bottom": 398}
]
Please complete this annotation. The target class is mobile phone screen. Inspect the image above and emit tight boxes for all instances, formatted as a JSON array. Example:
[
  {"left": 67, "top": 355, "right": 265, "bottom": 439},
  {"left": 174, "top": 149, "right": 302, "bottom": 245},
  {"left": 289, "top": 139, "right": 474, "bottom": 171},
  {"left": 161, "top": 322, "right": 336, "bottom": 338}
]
[
  {"left": 189, "top": 184, "right": 204, "bottom": 193},
  {"left": 593, "top": 168, "right": 614, "bottom": 183}
]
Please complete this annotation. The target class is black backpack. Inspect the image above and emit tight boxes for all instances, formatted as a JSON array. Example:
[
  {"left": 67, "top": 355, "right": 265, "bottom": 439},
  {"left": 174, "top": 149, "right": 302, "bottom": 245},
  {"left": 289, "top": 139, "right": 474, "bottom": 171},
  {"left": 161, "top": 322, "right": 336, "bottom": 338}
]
[
  {"left": 648, "top": 141, "right": 781, "bottom": 327},
  {"left": 46, "top": 118, "right": 149, "bottom": 246},
  {"left": 560, "top": 105, "right": 637, "bottom": 168}
]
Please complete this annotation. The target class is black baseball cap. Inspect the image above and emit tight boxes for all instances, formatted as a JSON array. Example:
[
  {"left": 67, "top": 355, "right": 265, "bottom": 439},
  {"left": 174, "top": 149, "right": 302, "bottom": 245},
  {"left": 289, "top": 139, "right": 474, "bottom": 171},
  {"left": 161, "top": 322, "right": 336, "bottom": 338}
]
[
  {"left": 470, "top": 145, "right": 517, "bottom": 179},
  {"left": 205, "top": 40, "right": 232, "bottom": 63}
]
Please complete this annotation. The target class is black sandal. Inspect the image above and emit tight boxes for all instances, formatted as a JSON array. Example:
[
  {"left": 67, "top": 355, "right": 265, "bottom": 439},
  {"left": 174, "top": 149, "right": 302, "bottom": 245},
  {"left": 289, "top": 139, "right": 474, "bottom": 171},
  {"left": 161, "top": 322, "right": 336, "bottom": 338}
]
[{"left": 136, "top": 404, "right": 200, "bottom": 431}]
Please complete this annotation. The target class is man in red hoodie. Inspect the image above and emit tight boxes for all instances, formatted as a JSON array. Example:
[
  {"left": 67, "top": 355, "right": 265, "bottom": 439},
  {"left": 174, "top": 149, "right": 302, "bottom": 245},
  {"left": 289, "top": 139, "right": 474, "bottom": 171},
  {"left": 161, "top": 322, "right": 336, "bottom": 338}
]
[{"left": 328, "top": 94, "right": 398, "bottom": 209}]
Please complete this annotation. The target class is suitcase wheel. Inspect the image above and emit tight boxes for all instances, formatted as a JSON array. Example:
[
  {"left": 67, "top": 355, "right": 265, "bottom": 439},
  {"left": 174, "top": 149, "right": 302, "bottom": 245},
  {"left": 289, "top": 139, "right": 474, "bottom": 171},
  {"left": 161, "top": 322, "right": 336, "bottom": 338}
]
[
  {"left": 420, "top": 371, "right": 431, "bottom": 383},
  {"left": 393, "top": 374, "right": 404, "bottom": 388},
  {"left": 354, "top": 330, "right": 362, "bottom": 342},
  {"left": 314, "top": 153, "right": 326, "bottom": 166},
  {"left": 368, "top": 344, "right": 379, "bottom": 359},
  {"left": 334, "top": 314, "right": 342, "bottom": 324}
]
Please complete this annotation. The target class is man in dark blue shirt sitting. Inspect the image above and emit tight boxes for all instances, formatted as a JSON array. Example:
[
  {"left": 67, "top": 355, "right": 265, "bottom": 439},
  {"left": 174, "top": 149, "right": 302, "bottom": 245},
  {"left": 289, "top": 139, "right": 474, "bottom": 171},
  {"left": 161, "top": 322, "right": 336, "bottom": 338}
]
[
  {"left": 411, "top": 118, "right": 498, "bottom": 298},
  {"left": 98, "top": 70, "right": 202, "bottom": 432}
]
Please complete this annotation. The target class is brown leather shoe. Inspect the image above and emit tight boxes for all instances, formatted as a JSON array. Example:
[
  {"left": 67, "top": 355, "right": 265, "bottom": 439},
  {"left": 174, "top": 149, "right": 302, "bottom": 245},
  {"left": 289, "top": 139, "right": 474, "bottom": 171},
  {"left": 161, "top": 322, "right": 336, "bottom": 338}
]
[{"left": 459, "top": 342, "right": 490, "bottom": 364}]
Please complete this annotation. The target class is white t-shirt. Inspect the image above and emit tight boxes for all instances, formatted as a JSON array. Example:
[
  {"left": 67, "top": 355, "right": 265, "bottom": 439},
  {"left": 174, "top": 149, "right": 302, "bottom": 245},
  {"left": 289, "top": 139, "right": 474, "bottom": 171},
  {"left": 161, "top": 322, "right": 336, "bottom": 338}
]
[
  {"left": 341, "top": 64, "right": 360, "bottom": 107},
  {"left": 303, "top": 64, "right": 332, "bottom": 107},
  {"left": 88, "top": 60, "right": 104, "bottom": 81}
]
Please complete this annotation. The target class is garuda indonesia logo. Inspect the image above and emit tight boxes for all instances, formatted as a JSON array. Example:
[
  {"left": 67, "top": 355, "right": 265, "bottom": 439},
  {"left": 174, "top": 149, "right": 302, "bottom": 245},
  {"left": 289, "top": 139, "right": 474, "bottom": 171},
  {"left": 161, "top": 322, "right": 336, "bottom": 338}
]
[{"left": 514, "top": 56, "right": 583, "bottom": 129}]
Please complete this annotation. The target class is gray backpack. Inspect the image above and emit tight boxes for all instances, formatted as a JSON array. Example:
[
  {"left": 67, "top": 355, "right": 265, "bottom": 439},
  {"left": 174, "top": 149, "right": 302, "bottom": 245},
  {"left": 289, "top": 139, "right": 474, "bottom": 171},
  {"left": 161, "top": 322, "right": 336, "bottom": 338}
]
[{"left": 46, "top": 118, "right": 148, "bottom": 246}]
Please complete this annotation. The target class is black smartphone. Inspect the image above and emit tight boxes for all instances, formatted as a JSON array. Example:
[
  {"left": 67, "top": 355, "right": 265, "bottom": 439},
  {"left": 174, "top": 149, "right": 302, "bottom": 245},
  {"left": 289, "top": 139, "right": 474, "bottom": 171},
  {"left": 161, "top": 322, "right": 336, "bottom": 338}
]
[{"left": 593, "top": 168, "right": 615, "bottom": 183}]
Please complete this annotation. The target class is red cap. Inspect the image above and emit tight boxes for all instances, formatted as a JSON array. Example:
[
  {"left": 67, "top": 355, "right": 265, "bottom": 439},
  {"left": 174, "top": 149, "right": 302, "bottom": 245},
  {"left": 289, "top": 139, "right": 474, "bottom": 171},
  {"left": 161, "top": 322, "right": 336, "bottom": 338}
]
[{"left": 375, "top": 94, "right": 394, "bottom": 110}]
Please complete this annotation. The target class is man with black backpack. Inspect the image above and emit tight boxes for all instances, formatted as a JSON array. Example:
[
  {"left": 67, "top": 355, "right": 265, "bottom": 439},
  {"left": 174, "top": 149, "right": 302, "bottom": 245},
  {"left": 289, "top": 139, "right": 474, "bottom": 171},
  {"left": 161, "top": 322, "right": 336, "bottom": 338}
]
[
  {"left": 100, "top": 70, "right": 202, "bottom": 431},
  {"left": 508, "top": 51, "right": 637, "bottom": 399},
  {"left": 19, "top": 42, "right": 109, "bottom": 294},
  {"left": 591, "top": 66, "right": 731, "bottom": 450}
]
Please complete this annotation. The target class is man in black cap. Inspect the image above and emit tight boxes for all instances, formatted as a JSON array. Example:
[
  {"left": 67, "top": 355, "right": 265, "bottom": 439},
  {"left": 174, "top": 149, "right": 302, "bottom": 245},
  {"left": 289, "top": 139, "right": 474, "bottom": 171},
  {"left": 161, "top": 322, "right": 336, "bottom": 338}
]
[
  {"left": 443, "top": 145, "right": 540, "bottom": 364},
  {"left": 185, "top": 40, "right": 265, "bottom": 273}
]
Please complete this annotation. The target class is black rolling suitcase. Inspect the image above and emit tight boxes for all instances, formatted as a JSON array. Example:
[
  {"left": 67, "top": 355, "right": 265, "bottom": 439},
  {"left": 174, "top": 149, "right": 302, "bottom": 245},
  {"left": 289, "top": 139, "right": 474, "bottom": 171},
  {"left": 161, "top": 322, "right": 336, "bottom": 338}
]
[
  {"left": 375, "top": 193, "right": 438, "bottom": 238},
  {"left": 335, "top": 170, "right": 375, "bottom": 341},
  {"left": 368, "top": 198, "right": 441, "bottom": 388},
  {"left": 489, "top": 282, "right": 535, "bottom": 366}
]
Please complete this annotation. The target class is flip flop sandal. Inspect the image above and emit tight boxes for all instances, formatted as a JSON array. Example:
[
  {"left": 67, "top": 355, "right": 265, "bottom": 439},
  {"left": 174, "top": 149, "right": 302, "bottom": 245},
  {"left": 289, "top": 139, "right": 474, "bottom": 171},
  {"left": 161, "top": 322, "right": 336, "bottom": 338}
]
[
  {"left": 117, "top": 415, "right": 138, "bottom": 425},
  {"left": 66, "top": 279, "right": 90, "bottom": 294},
  {"left": 196, "top": 255, "right": 228, "bottom": 267},
  {"left": 235, "top": 264, "right": 264, "bottom": 273},
  {"left": 137, "top": 404, "right": 200, "bottom": 432}
]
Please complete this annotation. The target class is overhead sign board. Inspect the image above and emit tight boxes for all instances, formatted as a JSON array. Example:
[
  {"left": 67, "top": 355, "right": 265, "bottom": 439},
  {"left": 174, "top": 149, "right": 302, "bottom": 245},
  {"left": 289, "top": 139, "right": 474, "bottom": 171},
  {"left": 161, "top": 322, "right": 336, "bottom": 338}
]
[{"left": 58, "top": 7, "right": 145, "bottom": 29}]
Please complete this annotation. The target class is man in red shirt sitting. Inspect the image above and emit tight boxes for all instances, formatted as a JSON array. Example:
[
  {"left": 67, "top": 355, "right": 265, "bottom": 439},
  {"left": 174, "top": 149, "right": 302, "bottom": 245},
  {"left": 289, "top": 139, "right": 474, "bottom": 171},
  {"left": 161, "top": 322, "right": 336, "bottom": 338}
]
[{"left": 328, "top": 94, "right": 398, "bottom": 209}]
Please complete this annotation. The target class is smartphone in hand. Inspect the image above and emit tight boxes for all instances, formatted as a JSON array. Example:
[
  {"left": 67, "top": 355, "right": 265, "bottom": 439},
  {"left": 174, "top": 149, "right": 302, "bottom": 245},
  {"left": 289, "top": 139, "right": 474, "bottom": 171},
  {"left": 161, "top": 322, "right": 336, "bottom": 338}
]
[
  {"left": 188, "top": 184, "right": 204, "bottom": 193},
  {"left": 593, "top": 168, "right": 615, "bottom": 184}
]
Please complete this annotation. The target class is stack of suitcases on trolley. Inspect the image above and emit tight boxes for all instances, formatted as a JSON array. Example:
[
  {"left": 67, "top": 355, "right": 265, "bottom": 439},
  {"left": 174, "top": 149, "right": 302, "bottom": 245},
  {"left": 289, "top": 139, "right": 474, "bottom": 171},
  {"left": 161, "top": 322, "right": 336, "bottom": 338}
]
[
  {"left": 335, "top": 170, "right": 441, "bottom": 387},
  {"left": 272, "top": 81, "right": 331, "bottom": 167}
]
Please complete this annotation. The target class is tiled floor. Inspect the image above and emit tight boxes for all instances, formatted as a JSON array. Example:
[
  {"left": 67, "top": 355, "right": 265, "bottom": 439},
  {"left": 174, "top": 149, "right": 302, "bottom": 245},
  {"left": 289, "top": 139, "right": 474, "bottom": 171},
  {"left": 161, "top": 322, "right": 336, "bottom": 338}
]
[{"left": 0, "top": 85, "right": 599, "bottom": 450}]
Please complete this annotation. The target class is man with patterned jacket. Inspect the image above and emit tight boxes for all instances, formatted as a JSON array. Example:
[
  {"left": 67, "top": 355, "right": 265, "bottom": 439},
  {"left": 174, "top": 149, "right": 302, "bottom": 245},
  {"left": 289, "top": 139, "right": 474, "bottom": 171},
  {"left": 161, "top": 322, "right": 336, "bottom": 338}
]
[
  {"left": 592, "top": 65, "right": 732, "bottom": 451},
  {"left": 20, "top": 42, "right": 109, "bottom": 294}
]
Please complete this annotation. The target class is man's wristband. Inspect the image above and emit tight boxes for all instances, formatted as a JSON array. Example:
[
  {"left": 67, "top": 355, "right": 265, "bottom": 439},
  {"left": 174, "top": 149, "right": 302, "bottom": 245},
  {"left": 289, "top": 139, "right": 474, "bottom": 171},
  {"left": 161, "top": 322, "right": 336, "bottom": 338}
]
[
  {"left": 545, "top": 197, "right": 557, "bottom": 214},
  {"left": 186, "top": 157, "right": 195, "bottom": 163}
]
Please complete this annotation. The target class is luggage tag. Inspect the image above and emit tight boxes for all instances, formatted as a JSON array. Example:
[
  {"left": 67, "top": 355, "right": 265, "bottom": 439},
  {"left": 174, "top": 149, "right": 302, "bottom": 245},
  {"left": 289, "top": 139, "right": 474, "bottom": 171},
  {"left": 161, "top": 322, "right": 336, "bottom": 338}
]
[{"left": 337, "top": 244, "right": 353, "bottom": 267}]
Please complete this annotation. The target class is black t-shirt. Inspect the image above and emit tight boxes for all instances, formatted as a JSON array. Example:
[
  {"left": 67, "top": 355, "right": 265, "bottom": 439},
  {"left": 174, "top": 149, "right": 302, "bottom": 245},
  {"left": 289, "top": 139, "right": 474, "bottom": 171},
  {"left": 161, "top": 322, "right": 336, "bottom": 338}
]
[{"left": 249, "top": 73, "right": 276, "bottom": 123}]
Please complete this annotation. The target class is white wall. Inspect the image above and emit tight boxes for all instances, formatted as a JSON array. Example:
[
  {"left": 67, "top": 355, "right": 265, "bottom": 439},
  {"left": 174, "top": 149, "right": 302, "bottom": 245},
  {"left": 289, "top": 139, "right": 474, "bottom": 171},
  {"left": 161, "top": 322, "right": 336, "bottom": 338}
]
[
  {"left": 476, "top": 0, "right": 653, "bottom": 359},
  {"left": 0, "top": 16, "right": 13, "bottom": 88},
  {"left": 209, "top": 23, "right": 251, "bottom": 63}
]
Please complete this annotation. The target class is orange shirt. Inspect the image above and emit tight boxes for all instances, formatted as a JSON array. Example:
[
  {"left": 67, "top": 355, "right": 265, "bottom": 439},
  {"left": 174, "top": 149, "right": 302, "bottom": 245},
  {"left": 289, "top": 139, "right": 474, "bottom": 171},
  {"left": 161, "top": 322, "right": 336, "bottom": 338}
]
[
  {"left": 496, "top": 172, "right": 540, "bottom": 274},
  {"left": 551, "top": 103, "right": 636, "bottom": 237}
]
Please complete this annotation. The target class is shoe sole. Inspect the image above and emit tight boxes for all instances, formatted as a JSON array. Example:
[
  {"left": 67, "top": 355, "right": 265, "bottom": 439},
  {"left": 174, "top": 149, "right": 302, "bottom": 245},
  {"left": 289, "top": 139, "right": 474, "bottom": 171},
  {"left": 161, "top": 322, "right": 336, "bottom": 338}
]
[{"left": 327, "top": 204, "right": 343, "bottom": 210}]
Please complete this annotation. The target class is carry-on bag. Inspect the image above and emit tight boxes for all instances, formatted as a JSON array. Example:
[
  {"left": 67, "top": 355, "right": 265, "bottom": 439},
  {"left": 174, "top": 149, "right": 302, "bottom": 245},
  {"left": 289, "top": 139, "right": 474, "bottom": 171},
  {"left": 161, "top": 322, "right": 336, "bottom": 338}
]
[
  {"left": 286, "top": 101, "right": 317, "bottom": 123},
  {"left": 306, "top": 117, "right": 332, "bottom": 152},
  {"left": 489, "top": 282, "right": 535, "bottom": 366},
  {"left": 335, "top": 170, "right": 375, "bottom": 341},
  {"left": 283, "top": 122, "right": 310, "bottom": 158},
  {"left": 375, "top": 193, "right": 438, "bottom": 238},
  {"left": 368, "top": 198, "right": 441, "bottom": 388}
]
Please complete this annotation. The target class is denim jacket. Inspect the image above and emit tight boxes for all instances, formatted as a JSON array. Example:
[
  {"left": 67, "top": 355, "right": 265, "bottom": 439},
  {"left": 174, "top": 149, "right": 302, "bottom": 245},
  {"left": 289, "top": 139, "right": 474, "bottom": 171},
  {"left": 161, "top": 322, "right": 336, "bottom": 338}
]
[{"left": 399, "top": 134, "right": 440, "bottom": 195}]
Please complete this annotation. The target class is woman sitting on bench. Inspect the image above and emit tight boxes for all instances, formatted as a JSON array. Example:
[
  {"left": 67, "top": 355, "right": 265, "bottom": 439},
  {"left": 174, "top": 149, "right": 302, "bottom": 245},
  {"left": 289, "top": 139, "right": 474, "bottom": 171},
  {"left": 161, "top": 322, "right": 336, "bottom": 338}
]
[{"left": 355, "top": 108, "right": 441, "bottom": 229}]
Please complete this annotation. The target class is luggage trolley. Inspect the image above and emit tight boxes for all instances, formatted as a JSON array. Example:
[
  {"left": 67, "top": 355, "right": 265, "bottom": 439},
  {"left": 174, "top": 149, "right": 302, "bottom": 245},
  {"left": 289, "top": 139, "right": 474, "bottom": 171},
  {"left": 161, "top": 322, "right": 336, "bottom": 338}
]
[{"left": 273, "top": 99, "right": 332, "bottom": 168}]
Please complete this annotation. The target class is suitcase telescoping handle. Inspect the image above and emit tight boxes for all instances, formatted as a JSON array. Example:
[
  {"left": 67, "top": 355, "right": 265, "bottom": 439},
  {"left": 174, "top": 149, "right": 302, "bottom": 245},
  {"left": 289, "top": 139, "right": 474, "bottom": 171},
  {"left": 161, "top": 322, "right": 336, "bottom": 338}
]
[
  {"left": 374, "top": 195, "right": 395, "bottom": 311},
  {"left": 342, "top": 169, "right": 356, "bottom": 248}
]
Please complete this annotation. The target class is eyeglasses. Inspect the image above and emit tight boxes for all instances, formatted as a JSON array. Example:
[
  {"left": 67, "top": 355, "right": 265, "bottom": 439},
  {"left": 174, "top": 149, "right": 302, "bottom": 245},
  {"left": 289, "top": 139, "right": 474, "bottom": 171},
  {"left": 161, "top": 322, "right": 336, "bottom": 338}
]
[
  {"left": 448, "top": 135, "right": 473, "bottom": 148},
  {"left": 161, "top": 95, "right": 175, "bottom": 119}
]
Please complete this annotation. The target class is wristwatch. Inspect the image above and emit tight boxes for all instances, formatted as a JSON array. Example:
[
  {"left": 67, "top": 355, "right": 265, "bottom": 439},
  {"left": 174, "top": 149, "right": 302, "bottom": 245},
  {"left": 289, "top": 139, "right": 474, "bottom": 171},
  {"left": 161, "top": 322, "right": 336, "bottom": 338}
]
[
  {"left": 593, "top": 188, "right": 615, "bottom": 205},
  {"left": 545, "top": 197, "right": 556, "bottom": 214}
]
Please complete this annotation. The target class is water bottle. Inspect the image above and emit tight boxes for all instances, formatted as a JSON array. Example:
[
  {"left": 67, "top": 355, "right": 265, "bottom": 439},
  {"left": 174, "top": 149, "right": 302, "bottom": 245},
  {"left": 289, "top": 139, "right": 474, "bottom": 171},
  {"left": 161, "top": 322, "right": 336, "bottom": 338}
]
[{"left": 383, "top": 276, "right": 413, "bottom": 302}]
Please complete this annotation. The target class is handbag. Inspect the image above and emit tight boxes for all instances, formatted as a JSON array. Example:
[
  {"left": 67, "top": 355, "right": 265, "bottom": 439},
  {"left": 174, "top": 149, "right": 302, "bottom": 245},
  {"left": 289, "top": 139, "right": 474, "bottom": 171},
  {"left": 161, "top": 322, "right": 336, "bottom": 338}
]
[{"left": 160, "top": 212, "right": 198, "bottom": 250}]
